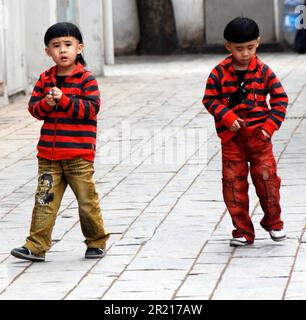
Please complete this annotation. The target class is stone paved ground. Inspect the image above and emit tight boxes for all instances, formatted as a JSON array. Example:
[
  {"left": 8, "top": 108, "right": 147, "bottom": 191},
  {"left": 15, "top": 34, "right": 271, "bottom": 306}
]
[{"left": 0, "top": 53, "right": 306, "bottom": 300}]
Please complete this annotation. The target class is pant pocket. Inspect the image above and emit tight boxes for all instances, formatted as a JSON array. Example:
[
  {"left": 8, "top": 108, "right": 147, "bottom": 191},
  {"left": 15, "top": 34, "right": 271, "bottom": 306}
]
[
  {"left": 222, "top": 178, "right": 236, "bottom": 202},
  {"left": 263, "top": 175, "right": 281, "bottom": 203},
  {"left": 257, "top": 127, "right": 271, "bottom": 143}
]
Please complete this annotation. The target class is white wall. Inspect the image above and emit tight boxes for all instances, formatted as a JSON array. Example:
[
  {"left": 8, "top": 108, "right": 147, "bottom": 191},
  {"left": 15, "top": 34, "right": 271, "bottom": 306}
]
[
  {"left": 172, "top": 0, "right": 204, "bottom": 48},
  {"left": 76, "top": 0, "right": 104, "bottom": 75},
  {"left": 25, "top": 0, "right": 57, "bottom": 87},
  {"left": 0, "top": 0, "right": 6, "bottom": 82},
  {"left": 112, "top": 0, "right": 140, "bottom": 54},
  {"left": 112, "top": 0, "right": 285, "bottom": 52},
  {"left": 112, "top": 0, "right": 205, "bottom": 53},
  {"left": 0, "top": 0, "right": 7, "bottom": 106},
  {"left": 25, "top": 0, "right": 104, "bottom": 87},
  {"left": 205, "top": 0, "right": 276, "bottom": 44}
]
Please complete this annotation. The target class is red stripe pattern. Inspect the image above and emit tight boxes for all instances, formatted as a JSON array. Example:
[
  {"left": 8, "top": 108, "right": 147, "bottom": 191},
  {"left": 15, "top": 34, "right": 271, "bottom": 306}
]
[
  {"left": 202, "top": 55, "right": 288, "bottom": 143},
  {"left": 29, "top": 63, "right": 100, "bottom": 162}
]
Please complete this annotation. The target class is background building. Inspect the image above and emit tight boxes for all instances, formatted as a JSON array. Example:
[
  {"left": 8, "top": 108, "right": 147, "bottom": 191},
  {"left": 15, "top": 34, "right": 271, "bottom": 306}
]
[
  {"left": 0, "top": 0, "right": 300, "bottom": 108},
  {"left": 113, "top": 0, "right": 290, "bottom": 54}
]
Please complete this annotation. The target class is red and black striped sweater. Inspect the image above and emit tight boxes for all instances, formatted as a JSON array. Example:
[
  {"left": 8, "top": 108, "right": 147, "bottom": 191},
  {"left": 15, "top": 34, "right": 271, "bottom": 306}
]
[
  {"left": 28, "top": 63, "right": 100, "bottom": 162},
  {"left": 202, "top": 55, "right": 288, "bottom": 144}
]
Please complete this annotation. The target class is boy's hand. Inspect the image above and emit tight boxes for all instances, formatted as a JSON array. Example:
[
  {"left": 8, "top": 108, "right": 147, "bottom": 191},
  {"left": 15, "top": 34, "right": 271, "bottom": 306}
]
[
  {"left": 50, "top": 87, "right": 63, "bottom": 101},
  {"left": 230, "top": 118, "right": 244, "bottom": 131},
  {"left": 261, "top": 129, "right": 271, "bottom": 139},
  {"left": 45, "top": 87, "right": 62, "bottom": 106},
  {"left": 45, "top": 93, "right": 56, "bottom": 106}
]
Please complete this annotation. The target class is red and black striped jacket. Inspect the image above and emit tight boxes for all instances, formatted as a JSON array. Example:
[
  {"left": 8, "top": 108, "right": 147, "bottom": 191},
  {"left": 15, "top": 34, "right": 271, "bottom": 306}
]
[
  {"left": 28, "top": 63, "right": 100, "bottom": 162},
  {"left": 202, "top": 55, "right": 288, "bottom": 144}
]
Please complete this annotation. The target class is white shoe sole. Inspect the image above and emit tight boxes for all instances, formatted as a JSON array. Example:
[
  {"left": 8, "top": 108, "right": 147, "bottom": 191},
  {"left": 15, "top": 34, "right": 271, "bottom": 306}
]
[
  {"left": 11, "top": 249, "right": 45, "bottom": 262},
  {"left": 229, "top": 240, "right": 252, "bottom": 247},
  {"left": 270, "top": 235, "right": 286, "bottom": 242}
]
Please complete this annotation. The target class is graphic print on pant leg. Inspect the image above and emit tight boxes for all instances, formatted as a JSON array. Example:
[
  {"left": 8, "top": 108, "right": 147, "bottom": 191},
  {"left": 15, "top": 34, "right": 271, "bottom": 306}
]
[{"left": 35, "top": 174, "right": 54, "bottom": 205}]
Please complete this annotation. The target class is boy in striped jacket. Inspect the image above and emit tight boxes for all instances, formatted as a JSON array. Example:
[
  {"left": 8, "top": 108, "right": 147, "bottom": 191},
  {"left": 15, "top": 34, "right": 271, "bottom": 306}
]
[
  {"left": 11, "top": 23, "right": 109, "bottom": 261},
  {"left": 203, "top": 17, "right": 288, "bottom": 247}
]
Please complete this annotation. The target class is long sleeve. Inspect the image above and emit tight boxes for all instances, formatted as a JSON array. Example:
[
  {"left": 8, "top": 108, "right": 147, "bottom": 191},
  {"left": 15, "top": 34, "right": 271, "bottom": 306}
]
[
  {"left": 28, "top": 76, "right": 54, "bottom": 120},
  {"left": 202, "top": 68, "right": 238, "bottom": 129},
  {"left": 261, "top": 67, "right": 288, "bottom": 136},
  {"left": 57, "top": 73, "right": 100, "bottom": 120}
]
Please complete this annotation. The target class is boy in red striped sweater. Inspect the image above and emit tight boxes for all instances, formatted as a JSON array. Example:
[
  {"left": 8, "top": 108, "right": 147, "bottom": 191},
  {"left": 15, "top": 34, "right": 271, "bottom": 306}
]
[
  {"left": 11, "top": 23, "right": 109, "bottom": 261},
  {"left": 203, "top": 17, "right": 288, "bottom": 247}
]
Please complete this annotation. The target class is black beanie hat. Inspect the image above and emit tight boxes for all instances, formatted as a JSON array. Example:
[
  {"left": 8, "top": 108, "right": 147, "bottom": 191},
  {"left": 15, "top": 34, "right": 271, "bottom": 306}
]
[{"left": 224, "top": 17, "right": 259, "bottom": 43}]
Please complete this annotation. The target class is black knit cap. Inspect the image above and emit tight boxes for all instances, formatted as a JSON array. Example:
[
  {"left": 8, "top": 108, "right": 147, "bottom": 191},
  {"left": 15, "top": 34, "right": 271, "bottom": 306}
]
[
  {"left": 224, "top": 17, "right": 259, "bottom": 43},
  {"left": 44, "top": 22, "right": 86, "bottom": 66}
]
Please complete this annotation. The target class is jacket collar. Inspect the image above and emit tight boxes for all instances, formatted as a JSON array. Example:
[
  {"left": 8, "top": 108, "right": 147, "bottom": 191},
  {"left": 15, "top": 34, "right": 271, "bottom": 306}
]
[
  {"left": 221, "top": 55, "right": 261, "bottom": 74},
  {"left": 45, "top": 62, "right": 86, "bottom": 84}
]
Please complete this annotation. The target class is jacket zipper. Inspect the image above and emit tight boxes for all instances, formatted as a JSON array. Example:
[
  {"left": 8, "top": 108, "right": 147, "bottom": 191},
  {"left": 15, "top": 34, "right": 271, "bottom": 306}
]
[
  {"left": 52, "top": 75, "right": 68, "bottom": 159},
  {"left": 52, "top": 103, "right": 58, "bottom": 160},
  {"left": 51, "top": 78, "right": 59, "bottom": 160},
  {"left": 237, "top": 71, "right": 248, "bottom": 128}
]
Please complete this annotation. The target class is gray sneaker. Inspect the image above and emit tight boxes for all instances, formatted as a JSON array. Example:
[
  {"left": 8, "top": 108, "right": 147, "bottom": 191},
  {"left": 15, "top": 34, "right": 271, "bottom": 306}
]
[
  {"left": 11, "top": 247, "right": 45, "bottom": 262},
  {"left": 85, "top": 248, "right": 105, "bottom": 259}
]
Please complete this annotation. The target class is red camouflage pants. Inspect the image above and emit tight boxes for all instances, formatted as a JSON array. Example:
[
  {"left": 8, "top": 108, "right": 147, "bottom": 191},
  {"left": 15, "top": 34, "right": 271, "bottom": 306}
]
[{"left": 221, "top": 127, "right": 283, "bottom": 242}]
